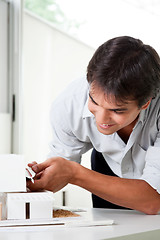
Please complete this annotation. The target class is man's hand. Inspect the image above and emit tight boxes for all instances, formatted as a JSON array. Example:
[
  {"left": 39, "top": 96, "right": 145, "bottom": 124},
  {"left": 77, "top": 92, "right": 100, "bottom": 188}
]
[
  {"left": 27, "top": 157, "right": 78, "bottom": 192},
  {"left": 27, "top": 157, "right": 160, "bottom": 214}
]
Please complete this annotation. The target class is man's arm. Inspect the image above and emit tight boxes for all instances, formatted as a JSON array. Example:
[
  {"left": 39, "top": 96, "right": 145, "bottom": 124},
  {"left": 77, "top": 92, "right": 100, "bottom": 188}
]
[
  {"left": 27, "top": 157, "right": 160, "bottom": 215},
  {"left": 72, "top": 163, "right": 160, "bottom": 215}
]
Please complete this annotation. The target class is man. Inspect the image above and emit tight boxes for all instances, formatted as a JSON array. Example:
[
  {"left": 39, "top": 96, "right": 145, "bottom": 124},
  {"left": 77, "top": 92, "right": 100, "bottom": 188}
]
[{"left": 27, "top": 36, "right": 160, "bottom": 214}]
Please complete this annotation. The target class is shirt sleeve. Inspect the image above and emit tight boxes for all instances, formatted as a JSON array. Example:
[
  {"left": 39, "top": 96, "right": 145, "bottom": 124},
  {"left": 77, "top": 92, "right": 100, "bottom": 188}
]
[
  {"left": 47, "top": 100, "right": 92, "bottom": 163},
  {"left": 140, "top": 117, "right": 160, "bottom": 194}
]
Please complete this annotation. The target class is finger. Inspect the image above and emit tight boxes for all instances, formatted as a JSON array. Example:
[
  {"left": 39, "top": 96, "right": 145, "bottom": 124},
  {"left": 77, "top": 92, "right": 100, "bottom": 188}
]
[
  {"left": 28, "top": 161, "right": 37, "bottom": 167},
  {"left": 27, "top": 179, "right": 44, "bottom": 192},
  {"left": 34, "top": 171, "right": 43, "bottom": 180},
  {"left": 31, "top": 160, "right": 51, "bottom": 173}
]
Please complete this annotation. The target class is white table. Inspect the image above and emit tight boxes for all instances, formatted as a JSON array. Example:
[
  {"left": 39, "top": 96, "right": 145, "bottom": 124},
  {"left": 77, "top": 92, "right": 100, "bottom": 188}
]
[{"left": 0, "top": 208, "right": 160, "bottom": 240}]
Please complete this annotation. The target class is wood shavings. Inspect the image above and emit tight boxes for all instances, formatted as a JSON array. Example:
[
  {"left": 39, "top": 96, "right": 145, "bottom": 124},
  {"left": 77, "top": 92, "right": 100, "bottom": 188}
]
[{"left": 53, "top": 209, "right": 80, "bottom": 218}]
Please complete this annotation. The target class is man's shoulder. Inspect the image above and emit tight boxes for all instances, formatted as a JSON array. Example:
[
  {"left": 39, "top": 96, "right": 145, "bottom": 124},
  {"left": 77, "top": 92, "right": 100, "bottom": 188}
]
[
  {"left": 148, "top": 93, "right": 160, "bottom": 113},
  {"left": 143, "top": 93, "right": 160, "bottom": 124},
  {"left": 63, "top": 76, "right": 89, "bottom": 98},
  {"left": 51, "top": 76, "right": 89, "bottom": 112}
]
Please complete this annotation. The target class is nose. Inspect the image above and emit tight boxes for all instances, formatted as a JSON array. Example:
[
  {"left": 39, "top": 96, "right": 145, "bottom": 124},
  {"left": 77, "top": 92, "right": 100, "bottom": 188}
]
[{"left": 95, "top": 108, "right": 111, "bottom": 124}]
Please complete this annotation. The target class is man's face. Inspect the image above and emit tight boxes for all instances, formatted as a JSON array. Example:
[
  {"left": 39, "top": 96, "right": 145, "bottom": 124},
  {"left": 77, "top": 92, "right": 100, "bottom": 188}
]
[{"left": 88, "top": 84, "right": 146, "bottom": 135}]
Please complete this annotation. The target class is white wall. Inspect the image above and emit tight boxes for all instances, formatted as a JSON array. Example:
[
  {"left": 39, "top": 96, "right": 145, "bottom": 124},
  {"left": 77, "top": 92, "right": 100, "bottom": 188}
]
[
  {"left": 23, "top": 12, "right": 94, "bottom": 207},
  {"left": 23, "top": 12, "right": 94, "bottom": 163}
]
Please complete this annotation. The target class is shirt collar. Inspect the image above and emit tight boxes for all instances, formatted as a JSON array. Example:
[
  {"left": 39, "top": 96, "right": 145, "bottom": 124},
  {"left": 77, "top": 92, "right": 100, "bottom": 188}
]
[
  {"left": 82, "top": 95, "right": 94, "bottom": 119},
  {"left": 138, "top": 109, "right": 146, "bottom": 124},
  {"left": 138, "top": 96, "right": 157, "bottom": 125},
  {"left": 138, "top": 94, "right": 160, "bottom": 125},
  {"left": 133, "top": 106, "right": 148, "bottom": 131}
]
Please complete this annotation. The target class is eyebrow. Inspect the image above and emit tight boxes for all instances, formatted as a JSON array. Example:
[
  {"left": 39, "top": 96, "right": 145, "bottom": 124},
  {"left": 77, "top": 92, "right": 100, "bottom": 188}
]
[{"left": 89, "top": 93, "right": 128, "bottom": 112}]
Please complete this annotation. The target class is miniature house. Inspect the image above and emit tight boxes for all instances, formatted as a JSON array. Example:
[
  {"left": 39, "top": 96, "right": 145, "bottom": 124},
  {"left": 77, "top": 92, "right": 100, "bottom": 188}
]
[
  {"left": 0, "top": 154, "right": 54, "bottom": 220},
  {"left": 7, "top": 192, "right": 53, "bottom": 220}
]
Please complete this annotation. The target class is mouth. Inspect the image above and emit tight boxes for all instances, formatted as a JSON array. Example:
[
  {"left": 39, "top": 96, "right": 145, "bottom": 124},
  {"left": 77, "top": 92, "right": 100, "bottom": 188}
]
[{"left": 99, "top": 123, "right": 115, "bottom": 129}]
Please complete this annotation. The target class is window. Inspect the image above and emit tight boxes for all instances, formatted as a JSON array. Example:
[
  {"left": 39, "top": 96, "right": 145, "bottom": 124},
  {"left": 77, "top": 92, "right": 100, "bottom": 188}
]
[{"left": 24, "top": 0, "right": 160, "bottom": 49}]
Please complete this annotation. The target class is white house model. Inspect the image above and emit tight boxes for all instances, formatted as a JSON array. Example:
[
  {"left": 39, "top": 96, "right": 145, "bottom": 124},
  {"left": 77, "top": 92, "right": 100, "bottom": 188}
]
[
  {"left": 7, "top": 192, "right": 53, "bottom": 220},
  {"left": 0, "top": 154, "right": 54, "bottom": 220}
]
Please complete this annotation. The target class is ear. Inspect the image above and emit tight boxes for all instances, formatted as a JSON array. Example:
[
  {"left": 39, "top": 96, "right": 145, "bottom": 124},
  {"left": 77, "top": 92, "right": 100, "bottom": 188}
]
[{"left": 141, "top": 99, "right": 151, "bottom": 110}]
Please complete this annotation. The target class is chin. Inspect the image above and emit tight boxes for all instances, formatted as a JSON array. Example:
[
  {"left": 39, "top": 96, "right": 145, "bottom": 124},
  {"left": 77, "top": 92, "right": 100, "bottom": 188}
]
[{"left": 97, "top": 127, "right": 115, "bottom": 135}]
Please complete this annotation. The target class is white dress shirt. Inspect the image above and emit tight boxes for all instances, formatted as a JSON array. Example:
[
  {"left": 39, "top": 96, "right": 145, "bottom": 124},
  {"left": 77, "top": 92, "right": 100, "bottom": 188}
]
[{"left": 49, "top": 77, "right": 160, "bottom": 193}]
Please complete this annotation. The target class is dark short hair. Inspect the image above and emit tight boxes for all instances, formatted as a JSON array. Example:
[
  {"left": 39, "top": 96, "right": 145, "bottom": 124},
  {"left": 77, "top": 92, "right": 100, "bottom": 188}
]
[{"left": 87, "top": 36, "right": 160, "bottom": 107}]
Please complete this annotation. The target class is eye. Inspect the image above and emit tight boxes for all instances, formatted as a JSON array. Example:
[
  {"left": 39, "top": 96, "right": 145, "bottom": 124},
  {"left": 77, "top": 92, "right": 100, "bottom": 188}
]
[{"left": 113, "top": 110, "right": 125, "bottom": 114}]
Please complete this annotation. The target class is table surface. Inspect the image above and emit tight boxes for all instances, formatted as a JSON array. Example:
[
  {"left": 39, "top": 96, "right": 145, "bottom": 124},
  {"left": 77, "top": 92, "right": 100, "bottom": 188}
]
[{"left": 0, "top": 208, "right": 160, "bottom": 240}]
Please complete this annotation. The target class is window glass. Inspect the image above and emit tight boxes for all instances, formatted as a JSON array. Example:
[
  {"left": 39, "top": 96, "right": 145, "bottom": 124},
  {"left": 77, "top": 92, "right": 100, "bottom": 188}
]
[
  {"left": 24, "top": 0, "right": 160, "bottom": 49},
  {"left": 24, "top": 0, "right": 83, "bottom": 39}
]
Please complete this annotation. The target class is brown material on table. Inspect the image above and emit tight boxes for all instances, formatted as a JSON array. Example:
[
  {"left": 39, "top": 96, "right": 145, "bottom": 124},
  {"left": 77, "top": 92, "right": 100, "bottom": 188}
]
[{"left": 53, "top": 209, "right": 80, "bottom": 218}]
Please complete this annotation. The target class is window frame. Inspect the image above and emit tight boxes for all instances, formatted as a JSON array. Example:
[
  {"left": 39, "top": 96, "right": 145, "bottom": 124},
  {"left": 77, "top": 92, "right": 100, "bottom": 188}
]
[{"left": 1, "top": 0, "right": 23, "bottom": 153}]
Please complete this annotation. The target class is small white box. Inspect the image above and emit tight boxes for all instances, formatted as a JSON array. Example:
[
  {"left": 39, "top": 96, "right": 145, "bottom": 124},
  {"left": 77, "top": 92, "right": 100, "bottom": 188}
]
[
  {"left": 7, "top": 192, "right": 54, "bottom": 220},
  {"left": 0, "top": 154, "right": 26, "bottom": 192}
]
